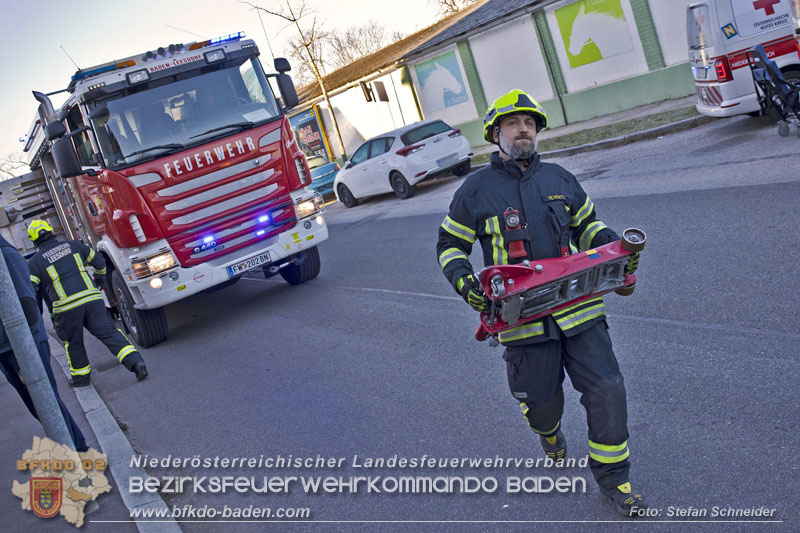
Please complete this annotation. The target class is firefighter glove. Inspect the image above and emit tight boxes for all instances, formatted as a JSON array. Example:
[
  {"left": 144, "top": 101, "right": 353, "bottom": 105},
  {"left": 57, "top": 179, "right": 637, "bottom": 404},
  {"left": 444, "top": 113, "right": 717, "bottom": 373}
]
[
  {"left": 457, "top": 274, "right": 488, "bottom": 312},
  {"left": 94, "top": 274, "right": 107, "bottom": 290},
  {"left": 625, "top": 252, "right": 640, "bottom": 275}
]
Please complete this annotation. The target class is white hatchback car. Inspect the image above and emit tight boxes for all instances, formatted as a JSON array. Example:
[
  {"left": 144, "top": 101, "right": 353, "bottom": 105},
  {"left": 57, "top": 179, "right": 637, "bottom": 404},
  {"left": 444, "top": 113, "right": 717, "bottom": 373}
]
[{"left": 333, "top": 119, "right": 473, "bottom": 208}]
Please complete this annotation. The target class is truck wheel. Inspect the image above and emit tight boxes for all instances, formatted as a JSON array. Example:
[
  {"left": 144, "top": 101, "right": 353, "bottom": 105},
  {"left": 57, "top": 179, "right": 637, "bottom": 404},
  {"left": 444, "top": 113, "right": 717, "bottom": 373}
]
[
  {"left": 621, "top": 228, "right": 646, "bottom": 253},
  {"left": 112, "top": 270, "right": 168, "bottom": 348},
  {"left": 280, "top": 247, "right": 321, "bottom": 285},
  {"left": 391, "top": 171, "right": 416, "bottom": 199}
]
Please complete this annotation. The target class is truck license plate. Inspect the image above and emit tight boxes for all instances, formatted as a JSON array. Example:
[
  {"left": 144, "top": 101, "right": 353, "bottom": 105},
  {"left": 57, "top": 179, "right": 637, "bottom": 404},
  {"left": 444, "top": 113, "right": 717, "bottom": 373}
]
[{"left": 227, "top": 251, "right": 270, "bottom": 277}]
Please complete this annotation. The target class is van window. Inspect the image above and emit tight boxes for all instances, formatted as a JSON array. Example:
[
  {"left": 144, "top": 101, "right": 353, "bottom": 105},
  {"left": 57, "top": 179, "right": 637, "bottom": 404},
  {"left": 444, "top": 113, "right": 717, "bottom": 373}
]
[
  {"left": 402, "top": 121, "right": 451, "bottom": 145},
  {"left": 687, "top": 5, "right": 712, "bottom": 50}
]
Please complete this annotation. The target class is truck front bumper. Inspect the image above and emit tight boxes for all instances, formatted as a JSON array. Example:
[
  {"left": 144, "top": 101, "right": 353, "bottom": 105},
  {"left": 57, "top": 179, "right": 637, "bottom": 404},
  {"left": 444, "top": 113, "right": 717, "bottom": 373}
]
[{"left": 129, "top": 215, "right": 329, "bottom": 309}]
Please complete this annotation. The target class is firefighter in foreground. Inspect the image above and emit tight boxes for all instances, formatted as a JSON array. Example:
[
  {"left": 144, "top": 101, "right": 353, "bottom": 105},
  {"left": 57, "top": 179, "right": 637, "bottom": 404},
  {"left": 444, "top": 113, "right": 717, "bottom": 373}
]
[
  {"left": 436, "top": 89, "right": 646, "bottom": 516},
  {"left": 26, "top": 220, "right": 148, "bottom": 386}
]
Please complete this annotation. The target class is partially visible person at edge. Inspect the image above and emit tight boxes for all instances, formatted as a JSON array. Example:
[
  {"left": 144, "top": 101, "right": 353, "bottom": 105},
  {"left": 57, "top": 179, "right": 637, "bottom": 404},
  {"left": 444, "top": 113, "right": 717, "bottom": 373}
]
[
  {"left": 0, "top": 234, "right": 88, "bottom": 452},
  {"left": 435, "top": 89, "right": 645, "bottom": 516},
  {"left": 26, "top": 219, "right": 148, "bottom": 387}
]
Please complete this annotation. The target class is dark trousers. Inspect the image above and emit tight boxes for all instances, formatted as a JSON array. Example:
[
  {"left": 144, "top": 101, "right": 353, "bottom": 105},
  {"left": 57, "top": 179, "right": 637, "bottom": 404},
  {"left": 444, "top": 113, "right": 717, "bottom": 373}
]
[
  {"left": 1, "top": 339, "right": 88, "bottom": 452},
  {"left": 503, "top": 320, "right": 630, "bottom": 489},
  {"left": 53, "top": 300, "right": 142, "bottom": 377}
]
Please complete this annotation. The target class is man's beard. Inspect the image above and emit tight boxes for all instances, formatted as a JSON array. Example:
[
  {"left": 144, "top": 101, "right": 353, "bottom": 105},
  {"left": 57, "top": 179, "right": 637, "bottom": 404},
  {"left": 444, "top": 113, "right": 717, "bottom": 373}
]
[{"left": 499, "top": 134, "right": 537, "bottom": 161}]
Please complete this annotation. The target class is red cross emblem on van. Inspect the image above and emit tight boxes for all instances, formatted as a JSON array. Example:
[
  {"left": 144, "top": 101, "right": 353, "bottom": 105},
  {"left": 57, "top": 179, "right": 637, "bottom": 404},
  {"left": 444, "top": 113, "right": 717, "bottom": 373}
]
[{"left": 753, "top": 0, "right": 780, "bottom": 16}]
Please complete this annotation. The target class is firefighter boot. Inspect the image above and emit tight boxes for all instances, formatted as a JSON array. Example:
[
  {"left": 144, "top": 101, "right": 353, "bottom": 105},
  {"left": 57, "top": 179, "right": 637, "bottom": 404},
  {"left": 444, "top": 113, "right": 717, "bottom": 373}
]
[
  {"left": 602, "top": 482, "right": 648, "bottom": 517},
  {"left": 133, "top": 361, "right": 148, "bottom": 382},
  {"left": 69, "top": 374, "right": 91, "bottom": 387},
  {"left": 540, "top": 429, "right": 567, "bottom": 462}
]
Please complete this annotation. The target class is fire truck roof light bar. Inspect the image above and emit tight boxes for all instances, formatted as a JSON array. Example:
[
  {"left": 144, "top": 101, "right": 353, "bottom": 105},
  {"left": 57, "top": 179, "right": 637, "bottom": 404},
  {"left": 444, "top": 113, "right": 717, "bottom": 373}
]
[{"left": 70, "top": 31, "right": 246, "bottom": 84}]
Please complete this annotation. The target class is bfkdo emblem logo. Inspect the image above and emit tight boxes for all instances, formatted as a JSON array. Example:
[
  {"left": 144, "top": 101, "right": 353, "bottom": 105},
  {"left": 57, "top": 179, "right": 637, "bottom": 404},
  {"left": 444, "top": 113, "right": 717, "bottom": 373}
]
[{"left": 30, "top": 477, "right": 63, "bottom": 518}]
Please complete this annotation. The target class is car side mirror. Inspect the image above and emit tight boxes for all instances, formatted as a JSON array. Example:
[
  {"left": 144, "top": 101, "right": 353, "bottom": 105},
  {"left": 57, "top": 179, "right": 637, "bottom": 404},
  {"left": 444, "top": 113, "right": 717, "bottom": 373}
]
[{"left": 344, "top": 161, "right": 352, "bottom": 169}]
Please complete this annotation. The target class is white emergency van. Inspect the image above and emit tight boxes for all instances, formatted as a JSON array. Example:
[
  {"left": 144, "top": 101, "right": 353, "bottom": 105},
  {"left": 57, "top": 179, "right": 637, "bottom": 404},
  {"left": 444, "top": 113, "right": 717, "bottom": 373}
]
[{"left": 687, "top": 0, "right": 800, "bottom": 116}]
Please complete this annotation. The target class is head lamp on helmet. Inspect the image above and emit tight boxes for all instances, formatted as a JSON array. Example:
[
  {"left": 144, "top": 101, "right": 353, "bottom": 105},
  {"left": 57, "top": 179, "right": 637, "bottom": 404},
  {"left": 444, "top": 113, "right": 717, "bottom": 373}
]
[
  {"left": 483, "top": 89, "right": 548, "bottom": 143},
  {"left": 27, "top": 219, "right": 54, "bottom": 243}
]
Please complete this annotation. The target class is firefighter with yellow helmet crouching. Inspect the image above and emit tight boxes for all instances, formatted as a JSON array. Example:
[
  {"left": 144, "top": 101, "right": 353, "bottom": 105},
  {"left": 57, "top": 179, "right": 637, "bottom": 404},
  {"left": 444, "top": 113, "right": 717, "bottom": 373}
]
[
  {"left": 26, "top": 219, "right": 148, "bottom": 386},
  {"left": 436, "top": 89, "right": 645, "bottom": 516}
]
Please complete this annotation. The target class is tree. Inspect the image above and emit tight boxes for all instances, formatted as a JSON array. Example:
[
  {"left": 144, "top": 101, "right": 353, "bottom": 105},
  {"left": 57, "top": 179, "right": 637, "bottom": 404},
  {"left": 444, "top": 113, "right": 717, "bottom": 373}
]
[
  {"left": 0, "top": 151, "right": 28, "bottom": 180},
  {"left": 431, "top": 0, "right": 478, "bottom": 16},
  {"left": 239, "top": 0, "right": 348, "bottom": 160},
  {"left": 327, "top": 21, "right": 391, "bottom": 69}
]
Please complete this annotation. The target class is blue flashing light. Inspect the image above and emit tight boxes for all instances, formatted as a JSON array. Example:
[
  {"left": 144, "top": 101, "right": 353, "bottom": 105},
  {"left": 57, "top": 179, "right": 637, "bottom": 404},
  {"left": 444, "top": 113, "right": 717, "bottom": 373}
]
[
  {"left": 256, "top": 230, "right": 266, "bottom": 236},
  {"left": 203, "top": 236, "right": 214, "bottom": 243},
  {"left": 71, "top": 64, "right": 117, "bottom": 83},
  {"left": 210, "top": 31, "right": 245, "bottom": 45},
  {"left": 258, "top": 215, "right": 269, "bottom": 223}
]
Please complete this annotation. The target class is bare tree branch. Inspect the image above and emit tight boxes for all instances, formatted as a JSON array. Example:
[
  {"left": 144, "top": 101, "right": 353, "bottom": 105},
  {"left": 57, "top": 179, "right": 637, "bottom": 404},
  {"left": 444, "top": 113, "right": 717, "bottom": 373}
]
[
  {"left": 239, "top": 0, "right": 348, "bottom": 159},
  {"left": 430, "top": 0, "right": 477, "bottom": 16},
  {"left": 0, "top": 151, "right": 28, "bottom": 180},
  {"left": 327, "top": 21, "right": 390, "bottom": 69}
]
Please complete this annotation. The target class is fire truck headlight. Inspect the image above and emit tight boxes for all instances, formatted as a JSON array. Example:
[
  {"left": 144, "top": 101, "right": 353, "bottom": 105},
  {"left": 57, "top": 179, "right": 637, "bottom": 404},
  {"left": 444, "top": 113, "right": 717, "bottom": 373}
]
[
  {"left": 316, "top": 215, "right": 324, "bottom": 226},
  {"left": 147, "top": 252, "right": 176, "bottom": 275},
  {"left": 204, "top": 49, "right": 226, "bottom": 63},
  {"left": 150, "top": 277, "right": 163, "bottom": 289},
  {"left": 296, "top": 200, "right": 314, "bottom": 218},
  {"left": 126, "top": 69, "right": 150, "bottom": 85}
]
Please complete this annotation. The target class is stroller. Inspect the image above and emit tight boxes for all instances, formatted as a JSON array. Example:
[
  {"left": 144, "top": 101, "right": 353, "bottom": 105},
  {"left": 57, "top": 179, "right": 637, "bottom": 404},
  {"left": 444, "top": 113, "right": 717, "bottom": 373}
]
[{"left": 746, "top": 44, "right": 800, "bottom": 137}]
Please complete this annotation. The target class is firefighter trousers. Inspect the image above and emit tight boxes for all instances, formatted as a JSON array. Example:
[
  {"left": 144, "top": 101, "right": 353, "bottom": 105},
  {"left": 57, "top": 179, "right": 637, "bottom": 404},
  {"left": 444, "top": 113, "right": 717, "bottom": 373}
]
[
  {"left": 503, "top": 320, "right": 630, "bottom": 490},
  {"left": 53, "top": 300, "right": 143, "bottom": 377}
]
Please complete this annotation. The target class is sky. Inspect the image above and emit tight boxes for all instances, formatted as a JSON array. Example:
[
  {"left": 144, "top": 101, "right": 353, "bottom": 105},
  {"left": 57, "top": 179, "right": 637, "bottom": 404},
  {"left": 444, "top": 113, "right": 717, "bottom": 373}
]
[{"left": 1, "top": 0, "right": 442, "bottom": 169}]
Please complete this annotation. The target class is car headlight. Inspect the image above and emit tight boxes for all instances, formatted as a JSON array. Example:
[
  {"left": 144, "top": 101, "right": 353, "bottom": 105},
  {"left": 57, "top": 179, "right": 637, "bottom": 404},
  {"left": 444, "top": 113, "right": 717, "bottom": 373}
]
[{"left": 132, "top": 252, "right": 177, "bottom": 279}]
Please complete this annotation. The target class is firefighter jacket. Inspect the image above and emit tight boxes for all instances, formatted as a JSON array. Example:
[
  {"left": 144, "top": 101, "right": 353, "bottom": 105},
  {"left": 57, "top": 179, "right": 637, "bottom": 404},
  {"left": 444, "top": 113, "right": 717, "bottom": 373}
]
[
  {"left": 436, "top": 152, "right": 619, "bottom": 346},
  {"left": 28, "top": 238, "right": 107, "bottom": 315}
]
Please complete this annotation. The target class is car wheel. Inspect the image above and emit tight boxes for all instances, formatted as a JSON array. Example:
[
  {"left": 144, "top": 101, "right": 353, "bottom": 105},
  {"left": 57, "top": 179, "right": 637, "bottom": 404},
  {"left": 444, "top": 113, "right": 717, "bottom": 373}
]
[
  {"left": 390, "top": 171, "right": 416, "bottom": 199},
  {"left": 453, "top": 161, "right": 471, "bottom": 177},
  {"left": 337, "top": 184, "right": 359, "bottom": 208}
]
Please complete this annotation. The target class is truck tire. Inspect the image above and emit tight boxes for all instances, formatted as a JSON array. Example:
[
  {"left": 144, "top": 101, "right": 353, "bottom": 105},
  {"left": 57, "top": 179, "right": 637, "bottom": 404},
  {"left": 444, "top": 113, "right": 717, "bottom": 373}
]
[
  {"left": 112, "top": 270, "right": 168, "bottom": 348},
  {"left": 280, "top": 247, "right": 321, "bottom": 285}
]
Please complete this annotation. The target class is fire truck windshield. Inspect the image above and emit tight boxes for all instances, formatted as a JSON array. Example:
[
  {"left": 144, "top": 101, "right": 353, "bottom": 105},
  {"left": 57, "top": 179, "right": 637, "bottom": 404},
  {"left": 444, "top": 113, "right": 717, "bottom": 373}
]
[{"left": 90, "top": 57, "right": 281, "bottom": 168}]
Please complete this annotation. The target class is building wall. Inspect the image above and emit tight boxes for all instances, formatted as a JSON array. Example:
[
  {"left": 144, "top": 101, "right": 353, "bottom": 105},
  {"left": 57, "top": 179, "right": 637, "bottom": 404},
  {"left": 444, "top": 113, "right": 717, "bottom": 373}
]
[
  {"left": 649, "top": 0, "right": 693, "bottom": 66},
  {"left": 407, "top": 44, "right": 478, "bottom": 126},
  {"left": 469, "top": 15, "right": 554, "bottom": 104},
  {"left": 312, "top": 69, "right": 423, "bottom": 161},
  {"left": 544, "top": 0, "right": 650, "bottom": 93}
]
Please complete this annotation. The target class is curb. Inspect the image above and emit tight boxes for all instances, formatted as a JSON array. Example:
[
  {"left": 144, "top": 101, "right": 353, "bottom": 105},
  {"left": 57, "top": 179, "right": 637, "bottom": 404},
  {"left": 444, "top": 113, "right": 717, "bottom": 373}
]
[
  {"left": 540, "top": 115, "right": 714, "bottom": 158},
  {"left": 47, "top": 332, "right": 181, "bottom": 533}
]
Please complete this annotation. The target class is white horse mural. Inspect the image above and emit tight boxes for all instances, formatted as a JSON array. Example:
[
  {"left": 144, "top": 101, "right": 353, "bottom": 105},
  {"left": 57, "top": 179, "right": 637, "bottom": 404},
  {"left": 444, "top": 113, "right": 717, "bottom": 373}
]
[
  {"left": 420, "top": 63, "right": 465, "bottom": 111},
  {"left": 567, "top": 4, "right": 632, "bottom": 60}
]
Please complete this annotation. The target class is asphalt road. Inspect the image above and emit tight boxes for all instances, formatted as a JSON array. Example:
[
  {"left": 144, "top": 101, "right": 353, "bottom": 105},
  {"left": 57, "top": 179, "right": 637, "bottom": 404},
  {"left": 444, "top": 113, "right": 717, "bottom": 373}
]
[{"left": 81, "top": 114, "right": 799, "bottom": 531}]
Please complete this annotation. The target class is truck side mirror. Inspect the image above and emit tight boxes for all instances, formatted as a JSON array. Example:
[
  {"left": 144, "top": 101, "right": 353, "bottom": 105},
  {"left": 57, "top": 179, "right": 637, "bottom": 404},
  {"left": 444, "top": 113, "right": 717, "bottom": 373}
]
[
  {"left": 277, "top": 73, "right": 299, "bottom": 109},
  {"left": 274, "top": 57, "right": 291, "bottom": 73},
  {"left": 45, "top": 121, "right": 67, "bottom": 141},
  {"left": 52, "top": 137, "right": 84, "bottom": 178}
]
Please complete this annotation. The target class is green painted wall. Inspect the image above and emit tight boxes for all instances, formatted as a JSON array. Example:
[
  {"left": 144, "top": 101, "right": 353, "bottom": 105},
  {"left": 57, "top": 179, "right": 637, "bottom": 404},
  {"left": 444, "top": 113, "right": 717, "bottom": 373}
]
[
  {"left": 463, "top": 63, "right": 695, "bottom": 148},
  {"left": 630, "top": 0, "right": 666, "bottom": 71},
  {"left": 457, "top": 40, "right": 488, "bottom": 118}
]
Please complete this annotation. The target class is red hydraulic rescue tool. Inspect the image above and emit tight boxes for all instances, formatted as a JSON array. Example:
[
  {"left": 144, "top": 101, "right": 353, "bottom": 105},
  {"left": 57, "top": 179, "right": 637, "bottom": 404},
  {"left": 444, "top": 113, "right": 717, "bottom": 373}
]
[{"left": 475, "top": 228, "right": 646, "bottom": 344}]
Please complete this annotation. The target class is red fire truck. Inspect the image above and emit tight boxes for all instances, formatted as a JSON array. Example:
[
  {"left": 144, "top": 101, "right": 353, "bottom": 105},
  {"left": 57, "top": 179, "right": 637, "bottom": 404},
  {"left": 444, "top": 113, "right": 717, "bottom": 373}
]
[
  {"left": 687, "top": 0, "right": 800, "bottom": 116},
  {"left": 22, "top": 32, "right": 328, "bottom": 347}
]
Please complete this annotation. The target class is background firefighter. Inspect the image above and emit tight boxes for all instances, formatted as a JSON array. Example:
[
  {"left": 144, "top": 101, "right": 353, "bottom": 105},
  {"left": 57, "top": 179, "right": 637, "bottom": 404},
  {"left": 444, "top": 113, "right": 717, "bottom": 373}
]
[
  {"left": 436, "top": 89, "right": 645, "bottom": 516},
  {"left": 26, "top": 219, "right": 148, "bottom": 387}
]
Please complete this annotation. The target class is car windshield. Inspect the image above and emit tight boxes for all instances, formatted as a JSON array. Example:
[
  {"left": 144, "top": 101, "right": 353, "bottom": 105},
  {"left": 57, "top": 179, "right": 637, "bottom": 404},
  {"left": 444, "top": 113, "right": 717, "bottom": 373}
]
[
  {"left": 401, "top": 121, "right": 451, "bottom": 145},
  {"left": 306, "top": 156, "right": 328, "bottom": 169},
  {"left": 90, "top": 56, "right": 281, "bottom": 168}
]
